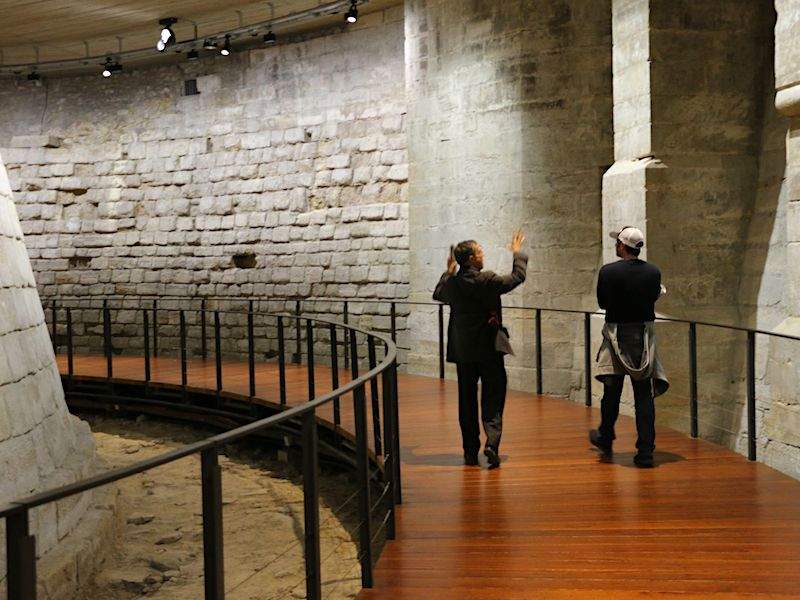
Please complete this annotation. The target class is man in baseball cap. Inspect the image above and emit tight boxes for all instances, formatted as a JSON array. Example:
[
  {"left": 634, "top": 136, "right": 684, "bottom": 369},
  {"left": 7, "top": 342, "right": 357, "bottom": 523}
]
[
  {"left": 610, "top": 226, "right": 645, "bottom": 250},
  {"left": 590, "top": 225, "right": 669, "bottom": 468}
]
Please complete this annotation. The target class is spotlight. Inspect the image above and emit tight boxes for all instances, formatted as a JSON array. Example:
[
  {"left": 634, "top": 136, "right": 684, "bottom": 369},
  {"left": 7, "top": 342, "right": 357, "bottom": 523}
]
[
  {"left": 345, "top": 0, "right": 358, "bottom": 23},
  {"left": 101, "top": 57, "right": 122, "bottom": 78},
  {"left": 220, "top": 35, "right": 231, "bottom": 56},
  {"left": 156, "top": 17, "right": 178, "bottom": 52},
  {"left": 187, "top": 49, "right": 199, "bottom": 61},
  {"left": 263, "top": 30, "right": 276, "bottom": 45},
  {"left": 203, "top": 39, "right": 217, "bottom": 51},
  {"left": 27, "top": 70, "right": 40, "bottom": 81}
]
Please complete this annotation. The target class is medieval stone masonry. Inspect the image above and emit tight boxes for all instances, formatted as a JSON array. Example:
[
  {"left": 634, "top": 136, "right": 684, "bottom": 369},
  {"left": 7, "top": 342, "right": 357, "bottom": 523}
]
[{"left": 1, "top": 0, "right": 800, "bottom": 482}]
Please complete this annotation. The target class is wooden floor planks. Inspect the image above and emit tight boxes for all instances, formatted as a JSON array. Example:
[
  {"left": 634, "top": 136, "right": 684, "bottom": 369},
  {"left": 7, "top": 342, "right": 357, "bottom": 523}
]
[{"left": 56, "top": 355, "right": 800, "bottom": 599}]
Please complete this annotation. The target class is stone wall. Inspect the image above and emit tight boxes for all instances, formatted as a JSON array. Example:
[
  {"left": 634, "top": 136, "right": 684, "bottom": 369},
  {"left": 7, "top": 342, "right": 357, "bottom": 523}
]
[
  {"left": 0, "top": 150, "right": 109, "bottom": 597},
  {"left": 760, "top": 0, "right": 800, "bottom": 477},
  {"left": 601, "top": 0, "right": 800, "bottom": 479},
  {"left": 0, "top": 8, "right": 410, "bottom": 363},
  {"left": 405, "top": 0, "right": 614, "bottom": 392}
]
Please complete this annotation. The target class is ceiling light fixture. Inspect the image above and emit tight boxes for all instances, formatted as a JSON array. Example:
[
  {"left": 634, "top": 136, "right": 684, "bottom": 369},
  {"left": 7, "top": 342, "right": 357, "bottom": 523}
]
[
  {"left": 345, "top": 0, "right": 358, "bottom": 23},
  {"left": 263, "top": 30, "right": 277, "bottom": 45},
  {"left": 187, "top": 49, "right": 199, "bottom": 61},
  {"left": 220, "top": 35, "right": 231, "bottom": 56},
  {"left": 202, "top": 39, "right": 217, "bottom": 51},
  {"left": 156, "top": 17, "right": 178, "bottom": 52}
]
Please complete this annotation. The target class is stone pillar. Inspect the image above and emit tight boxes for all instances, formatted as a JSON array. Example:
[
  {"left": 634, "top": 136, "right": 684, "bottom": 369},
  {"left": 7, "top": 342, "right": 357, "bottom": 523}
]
[
  {"left": 405, "top": 0, "right": 613, "bottom": 392},
  {"left": 762, "top": 0, "right": 800, "bottom": 477},
  {"left": 0, "top": 149, "right": 101, "bottom": 593},
  {"left": 603, "top": 0, "right": 771, "bottom": 444}
]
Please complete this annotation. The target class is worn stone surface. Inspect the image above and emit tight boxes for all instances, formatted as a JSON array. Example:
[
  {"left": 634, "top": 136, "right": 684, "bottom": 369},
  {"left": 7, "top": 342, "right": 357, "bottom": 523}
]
[
  {"left": 0, "top": 150, "right": 114, "bottom": 596},
  {"left": 0, "top": 7, "right": 410, "bottom": 362},
  {"left": 82, "top": 416, "right": 361, "bottom": 600}
]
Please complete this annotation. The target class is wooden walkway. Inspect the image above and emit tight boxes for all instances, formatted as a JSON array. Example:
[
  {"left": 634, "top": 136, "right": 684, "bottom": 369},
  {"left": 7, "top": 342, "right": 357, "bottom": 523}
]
[{"left": 56, "top": 355, "right": 800, "bottom": 599}]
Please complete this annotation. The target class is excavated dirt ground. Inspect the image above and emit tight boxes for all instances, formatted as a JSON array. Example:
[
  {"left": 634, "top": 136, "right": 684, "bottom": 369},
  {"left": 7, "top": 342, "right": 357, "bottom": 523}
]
[{"left": 81, "top": 415, "right": 361, "bottom": 599}]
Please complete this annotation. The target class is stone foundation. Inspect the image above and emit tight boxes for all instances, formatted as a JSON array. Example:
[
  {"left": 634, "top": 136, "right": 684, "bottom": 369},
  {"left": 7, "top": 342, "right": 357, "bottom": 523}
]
[{"left": 0, "top": 150, "right": 116, "bottom": 596}]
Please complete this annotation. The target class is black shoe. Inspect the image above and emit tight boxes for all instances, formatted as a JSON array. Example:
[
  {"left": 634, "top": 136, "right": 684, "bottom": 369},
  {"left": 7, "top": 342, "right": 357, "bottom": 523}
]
[
  {"left": 589, "top": 429, "right": 613, "bottom": 457},
  {"left": 633, "top": 453, "right": 654, "bottom": 468},
  {"left": 464, "top": 452, "right": 479, "bottom": 466},
  {"left": 484, "top": 446, "right": 501, "bottom": 469}
]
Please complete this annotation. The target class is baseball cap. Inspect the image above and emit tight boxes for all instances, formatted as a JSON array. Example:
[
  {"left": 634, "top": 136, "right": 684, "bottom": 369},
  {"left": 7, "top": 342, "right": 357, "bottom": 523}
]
[{"left": 609, "top": 226, "right": 644, "bottom": 249}]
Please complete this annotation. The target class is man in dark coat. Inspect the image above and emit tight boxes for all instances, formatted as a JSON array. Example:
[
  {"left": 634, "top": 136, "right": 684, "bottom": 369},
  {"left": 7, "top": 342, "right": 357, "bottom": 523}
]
[{"left": 433, "top": 231, "right": 527, "bottom": 468}]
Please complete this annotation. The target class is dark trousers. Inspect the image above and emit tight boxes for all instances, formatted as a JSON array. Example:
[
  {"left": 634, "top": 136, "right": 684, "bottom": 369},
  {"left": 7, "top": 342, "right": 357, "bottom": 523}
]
[
  {"left": 599, "top": 376, "right": 656, "bottom": 455},
  {"left": 598, "top": 323, "right": 655, "bottom": 455},
  {"left": 455, "top": 354, "right": 507, "bottom": 455}
]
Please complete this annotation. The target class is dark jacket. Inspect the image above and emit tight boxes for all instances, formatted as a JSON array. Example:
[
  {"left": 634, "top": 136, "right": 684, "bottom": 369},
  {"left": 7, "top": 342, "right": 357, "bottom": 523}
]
[
  {"left": 597, "top": 259, "right": 661, "bottom": 323},
  {"left": 433, "top": 252, "right": 528, "bottom": 363}
]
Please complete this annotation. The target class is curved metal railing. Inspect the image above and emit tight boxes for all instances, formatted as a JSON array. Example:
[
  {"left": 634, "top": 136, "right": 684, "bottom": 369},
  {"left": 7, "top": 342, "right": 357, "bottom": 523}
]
[
  {"left": 42, "top": 293, "right": 800, "bottom": 463},
  {"left": 2, "top": 300, "right": 401, "bottom": 600}
]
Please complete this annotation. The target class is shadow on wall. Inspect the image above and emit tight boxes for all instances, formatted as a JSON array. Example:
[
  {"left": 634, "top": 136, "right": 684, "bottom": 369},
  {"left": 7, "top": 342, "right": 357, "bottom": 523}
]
[
  {"left": 658, "top": 8, "right": 788, "bottom": 454},
  {"left": 515, "top": 0, "right": 612, "bottom": 397},
  {"left": 406, "top": 0, "right": 614, "bottom": 395}
]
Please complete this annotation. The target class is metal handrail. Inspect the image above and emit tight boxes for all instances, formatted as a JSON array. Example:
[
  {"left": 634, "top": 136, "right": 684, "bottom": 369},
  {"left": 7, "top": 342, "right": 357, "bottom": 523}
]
[
  {"left": 0, "top": 317, "right": 395, "bottom": 515},
  {"left": 4, "top": 303, "right": 401, "bottom": 600},
  {"left": 41, "top": 294, "right": 800, "bottom": 342},
  {"left": 45, "top": 294, "right": 779, "bottom": 457}
]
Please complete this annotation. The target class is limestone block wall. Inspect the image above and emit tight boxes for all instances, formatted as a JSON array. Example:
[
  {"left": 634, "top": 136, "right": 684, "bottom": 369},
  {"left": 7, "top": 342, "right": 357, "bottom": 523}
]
[
  {"left": 760, "top": 0, "right": 800, "bottom": 477},
  {"left": 0, "top": 151, "right": 98, "bottom": 590},
  {"left": 601, "top": 0, "right": 800, "bottom": 479},
  {"left": 405, "top": 0, "right": 614, "bottom": 392},
  {"left": 0, "top": 8, "right": 410, "bottom": 362}
]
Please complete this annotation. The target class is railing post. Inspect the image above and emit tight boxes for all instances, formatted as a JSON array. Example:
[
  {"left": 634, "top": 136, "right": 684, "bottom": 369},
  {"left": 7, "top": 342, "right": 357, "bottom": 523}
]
[
  {"left": 381, "top": 355, "right": 396, "bottom": 540},
  {"left": 438, "top": 304, "right": 445, "bottom": 379},
  {"left": 350, "top": 329, "right": 373, "bottom": 587},
  {"left": 103, "top": 304, "right": 113, "bottom": 380},
  {"left": 214, "top": 311, "right": 222, "bottom": 405},
  {"left": 6, "top": 507, "right": 37, "bottom": 600},
  {"left": 248, "top": 301, "right": 256, "bottom": 399},
  {"left": 277, "top": 315, "right": 287, "bottom": 406},
  {"left": 368, "top": 336, "right": 383, "bottom": 455},
  {"left": 180, "top": 310, "right": 188, "bottom": 399},
  {"left": 584, "top": 312, "right": 592, "bottom": 407},
  {"left": 152, "top": 299, "right": 158, "bottom": 358},
  {"left": 389, "top": 359, "right": 402, "bottom": 504},
  {"left": 330, "top": 324, "right": 341, "bottom": 428},
  {"left": 51, "top": 299, "right": 58, "bottom": 354},
  {"left": 66, "top": 307, "right": 74, "bottom": 388},
  {"left": 302, "top": 410, "right": 322, "bottom": 600},
  {"left": 689, "top": 322, "right": 698, "bottom": 438},
  {"left": 390, "top": 301, "right": 397, "bottom": 343},
  {"left": 747, "top": 330, "right": 757, "bottom": 461},
  {"left": 306, "top": 319, "right": 315, "bottom": 401},
  {"left": 343, "top": 301, "right": 350, "bottom": 370},
  {"left": 201, "top": 298, "right": 208, "bottom": 360},
  {"left": 535, "top": 308, "right": 543, "bottom": 395},
  {"left": 143, "top": 309, "right": 151, "bottom": 385},
  {"left": 201, "top": 448, "right": 225, "bottom": 600},
  {"left": 294, "top": 299, "right": 302, "bottom": 365}
]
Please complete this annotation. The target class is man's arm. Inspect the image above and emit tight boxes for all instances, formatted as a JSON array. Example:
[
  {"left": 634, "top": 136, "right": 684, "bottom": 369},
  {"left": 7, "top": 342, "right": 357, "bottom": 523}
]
[
  {"left": 597, "top": 266, "right": 609, "bottom": 309},
  {"left": 433, "top": 246, "right": 458, "bottom": 303},
  {"left": 651, "top": 267, "right": 663, "bottom": 303},
  {"left": 433, "top": 272, "right": 452, "bottom": 303},
  {"left": 486, "top": 252, "right": 528, "bottom": 295}
]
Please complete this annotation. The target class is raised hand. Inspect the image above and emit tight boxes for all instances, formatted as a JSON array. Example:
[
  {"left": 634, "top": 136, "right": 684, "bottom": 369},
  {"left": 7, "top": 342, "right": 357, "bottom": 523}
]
[
  {"left": 510, "top": 230, "right": 525, "bottom": 253},
  {"left": 447, "top": 245, "right": 457, "bottom": 274}
]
